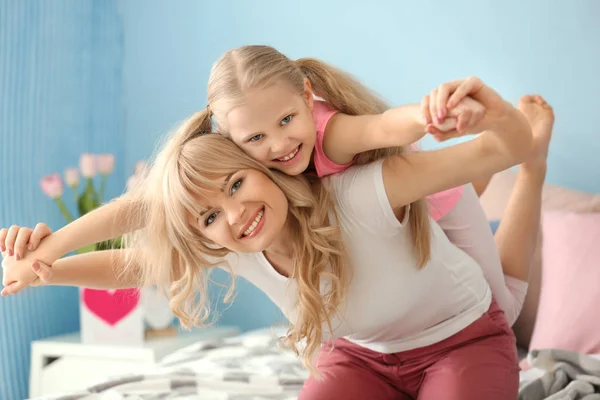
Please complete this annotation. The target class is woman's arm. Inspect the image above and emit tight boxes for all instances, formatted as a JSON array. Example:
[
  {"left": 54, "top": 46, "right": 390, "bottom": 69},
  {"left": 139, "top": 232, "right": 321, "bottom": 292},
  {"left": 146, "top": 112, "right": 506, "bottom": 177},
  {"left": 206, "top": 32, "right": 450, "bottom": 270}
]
[
  {"left": 1, "top": 249, "right": 140, "bottom": 295},
  {"left": 46, "top": 249, "right": 140, "bottom": 289},
  {"left": 1, "top": 197, "right": 144, "bottom": 294},
  {"left": 383, "top": 79, "right": 532, "bottom": 211}
]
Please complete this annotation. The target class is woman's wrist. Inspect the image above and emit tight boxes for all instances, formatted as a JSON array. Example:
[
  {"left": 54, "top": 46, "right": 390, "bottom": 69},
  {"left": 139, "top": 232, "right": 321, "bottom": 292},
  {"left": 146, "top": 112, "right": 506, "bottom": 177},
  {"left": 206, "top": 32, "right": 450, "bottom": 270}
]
[{"left": 31, "top": 231, "right": 71, "bottom": 265}]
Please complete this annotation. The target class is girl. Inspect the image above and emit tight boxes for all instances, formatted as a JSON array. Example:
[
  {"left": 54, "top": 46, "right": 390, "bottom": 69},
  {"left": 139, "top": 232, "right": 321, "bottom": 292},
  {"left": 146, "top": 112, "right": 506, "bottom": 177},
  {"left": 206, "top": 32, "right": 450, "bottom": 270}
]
[
  {"left": 2, "top": 46, "right": 540, "bottom": 326},
  {"left": 2, "top": 77, "right": 532, "bottom": 399}
]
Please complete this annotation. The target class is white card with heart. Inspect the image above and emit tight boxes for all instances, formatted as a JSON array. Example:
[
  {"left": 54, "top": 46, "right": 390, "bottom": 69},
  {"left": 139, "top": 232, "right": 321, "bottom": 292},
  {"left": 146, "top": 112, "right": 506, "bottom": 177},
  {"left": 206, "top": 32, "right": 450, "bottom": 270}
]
[{"left": 79, "top": 287, "right": 144, "bottom": 346}]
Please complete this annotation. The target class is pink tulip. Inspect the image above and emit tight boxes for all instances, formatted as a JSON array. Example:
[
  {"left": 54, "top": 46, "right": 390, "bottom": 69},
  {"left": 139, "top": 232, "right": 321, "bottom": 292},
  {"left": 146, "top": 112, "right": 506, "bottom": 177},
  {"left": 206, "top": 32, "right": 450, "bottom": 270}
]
[
  {"left": 64, "top": 168, "right": 80, "bottom": 187},
  {"left": 79, "top": 153, "right": 97, "bottom": 178},
  {"left": 134, "top": 161, "right": 148, "bottom": 177},
  {"left": 40, "top": 174, "right": 64, "bottom": 199},
  {"left": 97, "top": 154, "right": 115, "bottom": 175}
]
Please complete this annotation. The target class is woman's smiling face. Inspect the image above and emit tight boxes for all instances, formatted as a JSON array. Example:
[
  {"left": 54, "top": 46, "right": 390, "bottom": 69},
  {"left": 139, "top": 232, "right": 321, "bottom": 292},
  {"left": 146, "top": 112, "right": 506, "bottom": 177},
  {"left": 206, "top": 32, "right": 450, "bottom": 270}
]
[{"left": 192, "top": 168, "right": 289, "bottom": 254}]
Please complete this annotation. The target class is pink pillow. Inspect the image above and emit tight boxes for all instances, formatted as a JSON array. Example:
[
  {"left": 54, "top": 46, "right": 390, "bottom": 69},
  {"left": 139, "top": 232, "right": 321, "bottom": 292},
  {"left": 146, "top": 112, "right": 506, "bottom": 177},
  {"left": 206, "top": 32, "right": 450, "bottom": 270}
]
[
  {"left": 480, "top": 169, "right": 600, "bottom": 349},
  {"left": 528, "top": 211, "right": 600, "bottom": 354}
]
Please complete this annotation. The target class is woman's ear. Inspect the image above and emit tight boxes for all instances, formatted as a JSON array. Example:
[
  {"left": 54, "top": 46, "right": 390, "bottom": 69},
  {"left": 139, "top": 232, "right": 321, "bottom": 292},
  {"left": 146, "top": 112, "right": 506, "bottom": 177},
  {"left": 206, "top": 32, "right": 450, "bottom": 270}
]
[{"left": 303, "top": 78, "right": 314, "bottom": 111}]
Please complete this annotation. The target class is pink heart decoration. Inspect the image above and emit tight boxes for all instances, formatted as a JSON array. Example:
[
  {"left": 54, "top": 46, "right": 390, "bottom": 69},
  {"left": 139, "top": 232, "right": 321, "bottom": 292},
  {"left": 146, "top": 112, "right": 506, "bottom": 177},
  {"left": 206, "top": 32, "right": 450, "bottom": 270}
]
[{"left": 82, "top": 288, "right": 140, "bottom": 326}]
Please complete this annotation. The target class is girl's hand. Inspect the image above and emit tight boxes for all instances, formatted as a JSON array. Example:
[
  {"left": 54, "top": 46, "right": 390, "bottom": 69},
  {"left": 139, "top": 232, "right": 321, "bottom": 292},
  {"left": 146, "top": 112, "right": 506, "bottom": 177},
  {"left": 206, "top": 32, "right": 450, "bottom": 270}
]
[
  {"left": 422, "top": 76, "right": 511, "bottom": 138},
  {"left": 0, "top": 223, "right": 51, "bottom": 260},
  {"left": 1, "top": 223, "right": 53, "bottom": 296},
  {"left": 422, "top": 95, "right": 485, "bottom": 141}
]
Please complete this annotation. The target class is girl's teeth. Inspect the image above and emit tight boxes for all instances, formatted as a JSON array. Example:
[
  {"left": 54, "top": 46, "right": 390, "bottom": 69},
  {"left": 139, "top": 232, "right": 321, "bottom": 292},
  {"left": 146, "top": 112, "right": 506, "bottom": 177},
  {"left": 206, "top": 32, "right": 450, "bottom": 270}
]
[
  {"left": 243, "top": 210, "right": 264, "bottom": 236},
  {"left": 278, "top": 147, "right": 299, "bottom": 161}
]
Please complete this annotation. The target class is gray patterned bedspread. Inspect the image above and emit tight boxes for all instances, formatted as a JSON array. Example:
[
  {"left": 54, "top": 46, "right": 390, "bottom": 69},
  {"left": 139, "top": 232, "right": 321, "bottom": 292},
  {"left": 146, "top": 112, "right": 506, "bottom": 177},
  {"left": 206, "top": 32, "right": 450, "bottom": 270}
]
[{"left": 33, "top": 328, "right": 308, "bottom": 400}]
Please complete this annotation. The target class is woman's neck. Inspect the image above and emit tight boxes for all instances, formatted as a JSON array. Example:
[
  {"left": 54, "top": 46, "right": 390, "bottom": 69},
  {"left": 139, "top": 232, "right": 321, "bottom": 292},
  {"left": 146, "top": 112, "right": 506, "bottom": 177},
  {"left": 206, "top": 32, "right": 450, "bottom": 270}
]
[
  {"left": 263, "top": 215, "right": 294, "bottom": 277},
  {"left": 265, "top": 216, "right": 294, "bottom": 258}
]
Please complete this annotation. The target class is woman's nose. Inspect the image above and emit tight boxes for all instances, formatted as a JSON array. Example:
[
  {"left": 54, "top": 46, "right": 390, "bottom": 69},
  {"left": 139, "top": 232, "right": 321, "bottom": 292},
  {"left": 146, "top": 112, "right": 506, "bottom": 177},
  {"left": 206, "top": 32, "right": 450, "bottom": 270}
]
[{"left": 225, "top": 200, "right": 246, "bottom": 226}]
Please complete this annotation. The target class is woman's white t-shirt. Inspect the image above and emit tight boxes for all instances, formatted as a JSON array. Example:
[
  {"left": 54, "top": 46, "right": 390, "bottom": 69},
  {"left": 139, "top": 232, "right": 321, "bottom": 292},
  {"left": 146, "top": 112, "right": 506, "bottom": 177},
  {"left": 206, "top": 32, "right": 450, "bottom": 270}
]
[{"left": 226, "top": 161, "right": 492, "bottom": 354}]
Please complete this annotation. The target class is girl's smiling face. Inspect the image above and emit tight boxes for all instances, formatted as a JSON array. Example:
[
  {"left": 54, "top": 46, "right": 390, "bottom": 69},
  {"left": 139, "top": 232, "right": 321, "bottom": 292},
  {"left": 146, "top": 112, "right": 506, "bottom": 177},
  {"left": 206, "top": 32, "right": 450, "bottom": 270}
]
[{"left": 225, "top": 81, "right": 317, "bottom": 176}]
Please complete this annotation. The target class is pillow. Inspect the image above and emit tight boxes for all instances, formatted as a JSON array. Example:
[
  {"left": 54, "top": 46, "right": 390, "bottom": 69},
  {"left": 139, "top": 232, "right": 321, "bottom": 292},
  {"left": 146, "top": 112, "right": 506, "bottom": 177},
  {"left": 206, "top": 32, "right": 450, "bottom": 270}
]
[
  {"left": 528, "top": 211, "right": 600, "bottom": 354},
  {"left": 479, "top": 170, "right": 600, "bottom": 349},
  {"left": 480, "top": 170, "right": 600, "bottom": 219}
]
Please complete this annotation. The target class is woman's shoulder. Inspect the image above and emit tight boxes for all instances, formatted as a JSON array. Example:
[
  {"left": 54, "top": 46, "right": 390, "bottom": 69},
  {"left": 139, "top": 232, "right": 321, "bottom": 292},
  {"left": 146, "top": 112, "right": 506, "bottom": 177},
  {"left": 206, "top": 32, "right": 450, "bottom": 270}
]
[{"left": 324, "top": 161, "right": 402, "bottom": 233}]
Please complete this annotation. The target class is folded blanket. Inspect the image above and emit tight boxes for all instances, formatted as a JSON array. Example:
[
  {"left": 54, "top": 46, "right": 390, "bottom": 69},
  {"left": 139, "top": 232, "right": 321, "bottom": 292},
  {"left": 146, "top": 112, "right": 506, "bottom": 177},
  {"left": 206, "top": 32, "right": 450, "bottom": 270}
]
[{"left": 519, "top": 349, "right": 600, "bottom": 400}]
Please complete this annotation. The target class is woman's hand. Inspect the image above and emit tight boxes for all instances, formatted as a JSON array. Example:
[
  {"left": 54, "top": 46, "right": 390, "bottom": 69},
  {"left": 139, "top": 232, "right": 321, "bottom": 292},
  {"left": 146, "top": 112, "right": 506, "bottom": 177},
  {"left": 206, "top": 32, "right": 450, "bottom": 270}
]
[
  {"left": 422, "top": 95, "right": 486, "bottom": 141},
  {"left": 422, "top": 76, "right": 512, "bottom": 137}
]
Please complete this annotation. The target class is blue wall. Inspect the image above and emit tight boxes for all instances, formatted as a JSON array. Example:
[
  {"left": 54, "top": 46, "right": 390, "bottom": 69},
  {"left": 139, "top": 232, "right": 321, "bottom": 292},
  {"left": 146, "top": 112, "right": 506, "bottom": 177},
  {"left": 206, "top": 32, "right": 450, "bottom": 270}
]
[
  {"left": 118, "top": 0, "right": 600, "bottom": 193},
  {"left": 0, "top": 1, "right": 124, "bottom": 398}
]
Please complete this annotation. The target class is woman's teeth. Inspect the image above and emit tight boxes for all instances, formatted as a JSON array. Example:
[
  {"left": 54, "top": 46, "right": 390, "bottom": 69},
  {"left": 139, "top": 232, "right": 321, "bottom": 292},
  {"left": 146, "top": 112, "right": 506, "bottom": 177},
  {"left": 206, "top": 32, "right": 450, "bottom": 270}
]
[
  {"left": 277, "top": 147, "right": 299, "bottom": 162},
  {"left": 243, "top": 210, "right": 264, "bottom": 237}
]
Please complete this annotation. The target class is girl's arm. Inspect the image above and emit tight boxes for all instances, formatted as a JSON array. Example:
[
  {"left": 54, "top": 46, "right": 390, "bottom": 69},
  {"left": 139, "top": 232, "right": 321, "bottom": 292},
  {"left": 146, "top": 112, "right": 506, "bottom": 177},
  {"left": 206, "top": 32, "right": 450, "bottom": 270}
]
[
  {"left": 383, "top": 79, "right": 532, "bottom": 210},
  {"left": 1, "top": 197, "right": 143, "bottom": 294},
  {"left": 322, "top": 98, "right": 483, "bottom": 165},
  {"left": 4, "top": 197, "right": 142, "bottom": 264}
]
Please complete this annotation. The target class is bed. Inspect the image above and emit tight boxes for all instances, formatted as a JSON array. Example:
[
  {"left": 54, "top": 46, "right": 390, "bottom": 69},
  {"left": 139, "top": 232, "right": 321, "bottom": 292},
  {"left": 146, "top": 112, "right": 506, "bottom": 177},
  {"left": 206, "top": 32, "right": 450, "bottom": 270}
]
[
  {"left": 30, "top": 328, "right": 600, "bottom": 400},
  {"left": 33, "top": 327, "right": 308, "bottom": 400}
]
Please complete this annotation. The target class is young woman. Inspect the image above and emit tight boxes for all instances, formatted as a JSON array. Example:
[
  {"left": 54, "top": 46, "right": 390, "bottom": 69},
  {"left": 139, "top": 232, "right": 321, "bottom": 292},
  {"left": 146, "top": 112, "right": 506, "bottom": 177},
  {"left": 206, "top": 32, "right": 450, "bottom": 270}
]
[
  {"left": 1, "top": 77, "right": 534, "bottom": 399},
  {"left": 2, "top": 47, "right": 553, "bottom": 325}
]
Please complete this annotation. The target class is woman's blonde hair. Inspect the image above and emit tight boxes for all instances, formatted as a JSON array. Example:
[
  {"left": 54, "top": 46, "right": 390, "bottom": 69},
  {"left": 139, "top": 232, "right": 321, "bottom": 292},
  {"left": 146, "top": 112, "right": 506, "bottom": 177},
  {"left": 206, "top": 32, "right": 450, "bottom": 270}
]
[
  {"left": 206, "top": 45, "right": 431, "bottom": 267},
  {"left": 122, "top": 112, "right": 348, "bottom": 376}
]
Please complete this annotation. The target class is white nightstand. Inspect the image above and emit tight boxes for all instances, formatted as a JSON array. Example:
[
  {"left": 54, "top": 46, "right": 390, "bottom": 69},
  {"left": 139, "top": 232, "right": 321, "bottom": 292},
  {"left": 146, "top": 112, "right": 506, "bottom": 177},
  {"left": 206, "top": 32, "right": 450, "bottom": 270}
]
[{"left": 29, "top": 326, "right": 240, "bottom": 398}]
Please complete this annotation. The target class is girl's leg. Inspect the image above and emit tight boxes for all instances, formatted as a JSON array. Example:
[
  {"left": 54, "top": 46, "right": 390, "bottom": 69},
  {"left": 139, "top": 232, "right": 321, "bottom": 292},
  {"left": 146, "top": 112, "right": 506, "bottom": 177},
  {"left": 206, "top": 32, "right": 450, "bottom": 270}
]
[
  {"left": 494, "top": 95, "right": 554, "bottom": 283},
  {"left": 417, "top": 301, "right": 520, "bottom": 400},
  {"left": 434, "top": 95, "right": 553, "bottom": 325}
]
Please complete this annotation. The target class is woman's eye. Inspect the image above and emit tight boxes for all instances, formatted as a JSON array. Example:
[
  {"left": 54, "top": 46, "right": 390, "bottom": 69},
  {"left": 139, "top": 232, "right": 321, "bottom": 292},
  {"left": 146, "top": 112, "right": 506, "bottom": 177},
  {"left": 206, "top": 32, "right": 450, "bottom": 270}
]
[
  {"left": 249, "top": 134, "right": 263, "bottom": 142},
  {"left": 205, "top": 212, "right": 217, "bottom": 226},
  {"left": 231, "top": 178, "right": 243, "bottom": 194},
  {"left": 281, "top": 115, "right": 293, "bottom": 125}
]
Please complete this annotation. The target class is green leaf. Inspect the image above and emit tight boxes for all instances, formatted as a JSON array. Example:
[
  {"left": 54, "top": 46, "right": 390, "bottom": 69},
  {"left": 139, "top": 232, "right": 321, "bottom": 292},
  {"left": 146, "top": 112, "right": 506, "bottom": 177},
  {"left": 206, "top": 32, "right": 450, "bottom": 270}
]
[
  {"left": 76, "top": 244, "right": 97, "bottom": 254},
  {"left": 78, "top": 178, "right": 100, "bottom": 217},
  {"left": 96, "top": 236, "right": 124, "bottom": 251}
]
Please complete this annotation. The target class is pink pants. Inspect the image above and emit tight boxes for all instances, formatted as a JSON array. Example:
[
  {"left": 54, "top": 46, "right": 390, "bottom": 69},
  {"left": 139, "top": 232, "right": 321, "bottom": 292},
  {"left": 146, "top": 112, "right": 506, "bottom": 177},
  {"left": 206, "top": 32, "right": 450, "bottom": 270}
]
[{"left": 300, "top": 300, "right": 519, "bottom": 400}]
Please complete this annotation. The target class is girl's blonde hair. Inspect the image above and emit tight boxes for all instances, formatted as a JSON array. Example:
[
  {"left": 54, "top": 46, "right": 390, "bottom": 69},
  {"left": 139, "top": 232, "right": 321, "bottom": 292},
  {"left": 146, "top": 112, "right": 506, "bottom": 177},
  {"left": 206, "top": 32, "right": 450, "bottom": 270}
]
[
  {"left": 206, "top": 45, "right": 431, "bottom": 267},
  {"left": 123, "top": 112, "right": 348, "bottom": 375}
]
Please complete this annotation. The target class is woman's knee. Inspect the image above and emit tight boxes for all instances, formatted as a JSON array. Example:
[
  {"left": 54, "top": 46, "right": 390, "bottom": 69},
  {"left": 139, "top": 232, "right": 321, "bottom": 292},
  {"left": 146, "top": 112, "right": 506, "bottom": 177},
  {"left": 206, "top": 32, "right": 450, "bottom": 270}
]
[
  {"left": 419, "top": 334, "right": 519, "bottom": 399},
  {"left": 299, "top": 365, "right": 398, "bottom": 400}
]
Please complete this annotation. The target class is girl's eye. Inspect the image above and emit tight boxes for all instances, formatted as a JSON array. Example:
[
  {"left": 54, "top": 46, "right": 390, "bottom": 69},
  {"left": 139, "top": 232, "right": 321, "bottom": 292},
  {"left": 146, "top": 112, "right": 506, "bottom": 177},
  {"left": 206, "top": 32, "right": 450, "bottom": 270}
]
[
  {"left": 281, "top": 115, "right": 293, "bottom": 125},
  {"left": 249, "top": 134, "right": 263, "bottom": 142},
  {"left": 205, "top": 212, "right": 218, "bottom": 226},
  {"left": 231, "top": 178, "right": 243, "bottom": 194}
]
